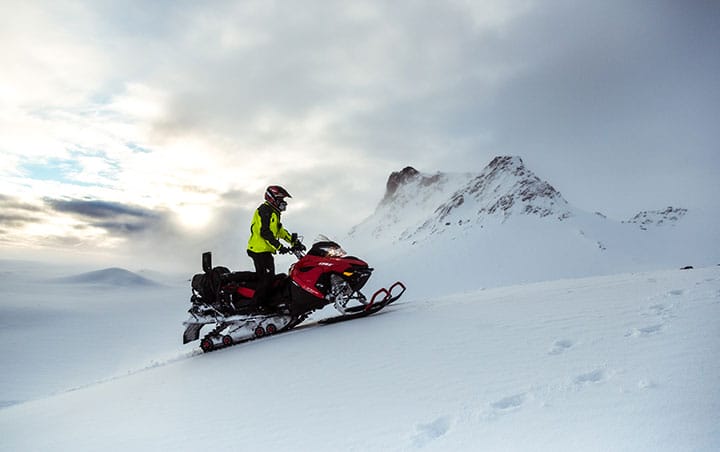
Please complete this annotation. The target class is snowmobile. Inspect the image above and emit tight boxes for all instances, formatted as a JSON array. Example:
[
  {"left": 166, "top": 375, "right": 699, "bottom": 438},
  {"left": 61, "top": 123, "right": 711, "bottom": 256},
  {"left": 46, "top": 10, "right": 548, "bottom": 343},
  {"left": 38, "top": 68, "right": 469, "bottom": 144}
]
[{"left": 183, "top": 237, "right": 405, "bottom": 352}]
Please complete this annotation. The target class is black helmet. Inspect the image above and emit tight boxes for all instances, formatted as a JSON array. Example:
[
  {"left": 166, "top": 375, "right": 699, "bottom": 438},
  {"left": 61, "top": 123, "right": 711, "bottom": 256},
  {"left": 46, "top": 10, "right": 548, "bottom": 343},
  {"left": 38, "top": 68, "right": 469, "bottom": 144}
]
[{"left": 265, "top": 185, "right": 291, "bottom": 211}]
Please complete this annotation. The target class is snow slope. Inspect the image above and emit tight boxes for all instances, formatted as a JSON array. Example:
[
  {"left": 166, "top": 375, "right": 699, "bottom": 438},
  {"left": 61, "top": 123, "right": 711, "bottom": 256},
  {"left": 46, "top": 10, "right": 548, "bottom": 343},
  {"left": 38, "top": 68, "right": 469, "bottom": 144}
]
[
  {"left": 0, "top": 265, "right": 187, "bottom": 404},
  {"left": 1, "top": 261, "right": 719, "bottom": 451}
]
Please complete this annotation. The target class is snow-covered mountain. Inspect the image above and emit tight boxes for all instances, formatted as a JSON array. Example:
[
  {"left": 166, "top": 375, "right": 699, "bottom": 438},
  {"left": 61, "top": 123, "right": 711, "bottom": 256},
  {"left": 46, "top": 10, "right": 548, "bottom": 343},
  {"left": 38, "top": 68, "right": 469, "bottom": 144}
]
[
  {"left": 416, "top": 155, "right": 574, "bottom": 239},
  {"left": 349, "top": 166, "right": 475, "bottom": 242},
  {"left": 350, "top": 156, "right": 573, "bottom": 243},
  {"left": 346, "top": 156, "right": 719, "bottom": 294}
]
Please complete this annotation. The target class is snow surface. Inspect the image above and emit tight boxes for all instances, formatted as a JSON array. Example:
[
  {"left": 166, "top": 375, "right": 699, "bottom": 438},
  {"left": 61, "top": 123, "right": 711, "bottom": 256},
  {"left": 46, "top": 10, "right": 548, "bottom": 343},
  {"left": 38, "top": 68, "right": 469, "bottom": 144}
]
[{"left": 1, "top": 258, "right": 719, "bottom": 451}]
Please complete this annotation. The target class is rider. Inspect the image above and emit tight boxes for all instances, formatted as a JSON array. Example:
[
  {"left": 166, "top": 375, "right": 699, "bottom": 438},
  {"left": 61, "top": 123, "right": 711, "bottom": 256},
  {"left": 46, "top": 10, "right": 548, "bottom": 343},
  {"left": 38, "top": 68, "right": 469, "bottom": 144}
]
[{"left": 247, "top": 185, "right": 300, "bottom": 310}]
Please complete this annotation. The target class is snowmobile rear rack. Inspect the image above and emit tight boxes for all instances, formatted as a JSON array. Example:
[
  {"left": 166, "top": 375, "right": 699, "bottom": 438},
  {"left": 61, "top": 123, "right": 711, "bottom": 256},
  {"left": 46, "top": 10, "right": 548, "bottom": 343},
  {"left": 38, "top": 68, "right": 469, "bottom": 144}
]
[{"left": 202, "top": 251, "right": 212, "bottom": 273}]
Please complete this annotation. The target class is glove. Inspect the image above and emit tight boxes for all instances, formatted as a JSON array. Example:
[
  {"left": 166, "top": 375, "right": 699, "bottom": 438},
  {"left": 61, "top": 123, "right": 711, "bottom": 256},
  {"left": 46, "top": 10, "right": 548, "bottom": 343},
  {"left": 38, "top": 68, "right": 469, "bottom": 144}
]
[
  {"left": 278, "top": 245, "right": 290, "bottom": 255},
  {"left": 290, "top": 232, "right": 306, "bottom": 252}
]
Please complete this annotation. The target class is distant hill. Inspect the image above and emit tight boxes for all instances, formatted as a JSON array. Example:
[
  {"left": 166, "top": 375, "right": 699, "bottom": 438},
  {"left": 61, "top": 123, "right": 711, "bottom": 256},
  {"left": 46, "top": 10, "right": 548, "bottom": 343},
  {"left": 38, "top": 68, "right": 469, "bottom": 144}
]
[{"left": 54, "top": 268, "right": 160, "bottom": 287}]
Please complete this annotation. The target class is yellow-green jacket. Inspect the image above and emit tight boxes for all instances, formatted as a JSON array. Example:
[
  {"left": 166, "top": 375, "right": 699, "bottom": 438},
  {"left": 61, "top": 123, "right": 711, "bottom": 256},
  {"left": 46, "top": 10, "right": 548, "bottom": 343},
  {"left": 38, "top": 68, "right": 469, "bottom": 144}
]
[{"left": 247, "top": 202, "right": 293, "bottom": 253}]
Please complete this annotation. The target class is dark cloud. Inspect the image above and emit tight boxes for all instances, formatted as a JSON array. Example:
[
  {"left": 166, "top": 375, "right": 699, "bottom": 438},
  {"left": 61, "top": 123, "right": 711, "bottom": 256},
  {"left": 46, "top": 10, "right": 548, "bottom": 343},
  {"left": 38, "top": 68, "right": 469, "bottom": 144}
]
[
  {"left": 0, "top": 194, "right": 43, "bottom": 212},
  {"left": 471, "top": 0, "right": 720, "bottom": 215},
  {"left": 46, "top": 199, "right": 157, "bottom": 220},
  {"left": 0, "top": 214, "right": 37, "bottom": 229},
  {"left": 43, "top": 198, "right": 170, "bottom": 237},
  {"left": 0, "top": 196, "right": 156, "bottom": 234},
  {"left": 0, "top": 195, "right": 44, "bottom": 228},
  {"left": 93, "top": 221, "right": 153, "bottom": 234},
  {"left": 326, "top": 0, "right": 720, "bottom": 216}
]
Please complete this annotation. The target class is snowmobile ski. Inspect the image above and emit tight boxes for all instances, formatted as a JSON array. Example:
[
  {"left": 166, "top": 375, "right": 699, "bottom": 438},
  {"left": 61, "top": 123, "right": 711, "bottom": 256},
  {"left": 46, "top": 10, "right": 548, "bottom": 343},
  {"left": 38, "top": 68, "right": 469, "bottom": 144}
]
[{"left": 319, "top": 281, "right": 406, "bottom": 325}]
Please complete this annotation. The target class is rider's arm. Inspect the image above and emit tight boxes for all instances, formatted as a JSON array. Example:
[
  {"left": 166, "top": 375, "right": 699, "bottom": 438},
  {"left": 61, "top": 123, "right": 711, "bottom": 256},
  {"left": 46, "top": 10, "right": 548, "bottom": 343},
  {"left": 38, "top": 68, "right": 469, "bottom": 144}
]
[
  {"left": 258, "top": 204, "right": 281, "bottom": 249},
  {"left": 277, "top": 224, "right": 293, "bottom": 244}
]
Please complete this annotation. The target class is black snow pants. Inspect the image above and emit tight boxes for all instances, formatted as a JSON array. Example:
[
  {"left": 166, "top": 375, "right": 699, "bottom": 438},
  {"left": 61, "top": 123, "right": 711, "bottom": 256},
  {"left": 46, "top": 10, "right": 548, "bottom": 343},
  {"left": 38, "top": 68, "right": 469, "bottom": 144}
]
[{"left": 247, "top": 250, "right": 275, "bottom": 308}]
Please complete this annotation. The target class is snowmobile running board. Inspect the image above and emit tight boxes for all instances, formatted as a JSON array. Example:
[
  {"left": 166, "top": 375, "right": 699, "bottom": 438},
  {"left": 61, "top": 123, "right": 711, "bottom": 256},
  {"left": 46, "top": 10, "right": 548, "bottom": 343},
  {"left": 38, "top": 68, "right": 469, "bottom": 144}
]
[
  {"left": 319, "top": 281, "right": 406, "bottom": 325},
  {"left": 183, "top": 313, "right": 286, "bottom": 344}
]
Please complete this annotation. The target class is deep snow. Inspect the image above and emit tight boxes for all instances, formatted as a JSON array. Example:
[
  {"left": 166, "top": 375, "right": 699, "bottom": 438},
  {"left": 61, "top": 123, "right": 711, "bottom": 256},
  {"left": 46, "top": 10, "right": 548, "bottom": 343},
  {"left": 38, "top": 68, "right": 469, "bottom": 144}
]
[{"left": 1, "top": 259, "right": 718, "bottom": 451}]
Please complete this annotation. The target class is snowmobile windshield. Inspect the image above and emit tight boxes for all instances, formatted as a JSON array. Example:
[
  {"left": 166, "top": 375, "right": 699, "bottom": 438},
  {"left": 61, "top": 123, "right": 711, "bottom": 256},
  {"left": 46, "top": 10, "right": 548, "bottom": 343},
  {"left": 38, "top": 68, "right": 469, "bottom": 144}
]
[
  {"left": 309, "top": 235, "right": 347, "bottom": 257},
  {"left": 320, "top": 243, "right": 346, "bottom": 257}
]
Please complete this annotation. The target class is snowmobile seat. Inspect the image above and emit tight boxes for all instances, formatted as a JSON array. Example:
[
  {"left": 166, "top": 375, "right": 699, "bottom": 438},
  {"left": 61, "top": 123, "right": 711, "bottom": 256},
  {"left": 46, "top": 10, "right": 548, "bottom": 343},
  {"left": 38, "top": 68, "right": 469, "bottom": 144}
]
[
  {"left": 223, "top": 273, "right": 288, "bottom": 300},
  {"left": 221, "top": 271, "right": 258, "bottom": 285}
]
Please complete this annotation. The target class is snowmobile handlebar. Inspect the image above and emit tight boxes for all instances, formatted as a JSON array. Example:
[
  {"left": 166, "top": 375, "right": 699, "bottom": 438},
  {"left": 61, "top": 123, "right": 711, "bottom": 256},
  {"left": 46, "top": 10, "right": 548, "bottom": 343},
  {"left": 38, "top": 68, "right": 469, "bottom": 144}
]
[{"left": 289, "top": 241, "right": 306, "bottom": 259}]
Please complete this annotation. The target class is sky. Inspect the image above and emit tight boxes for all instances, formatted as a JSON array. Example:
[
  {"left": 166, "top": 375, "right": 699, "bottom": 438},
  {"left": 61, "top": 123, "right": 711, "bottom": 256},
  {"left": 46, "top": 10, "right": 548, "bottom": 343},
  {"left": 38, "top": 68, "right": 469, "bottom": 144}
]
[{"left": 1, "top": 0, "right": 718, "bottom": 271}]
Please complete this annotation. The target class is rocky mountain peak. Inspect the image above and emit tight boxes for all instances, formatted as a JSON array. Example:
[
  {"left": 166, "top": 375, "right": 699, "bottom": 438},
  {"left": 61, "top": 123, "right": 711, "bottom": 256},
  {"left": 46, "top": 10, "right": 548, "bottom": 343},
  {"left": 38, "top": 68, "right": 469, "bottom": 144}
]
[
  {"left": 623, "top": 207, "right": 688, "bottom": 230},
  {"left": 349, "top": 155, "right": 578, "bottom": 243},
  {"left": 381, "top": 166, "right": 442, "bottom": 205},
  {"left": 432, "top": 155, "right": 571, "bottom": 228},
  {"left": 486, "top": 155, "right": 527, "bottom": 175}
]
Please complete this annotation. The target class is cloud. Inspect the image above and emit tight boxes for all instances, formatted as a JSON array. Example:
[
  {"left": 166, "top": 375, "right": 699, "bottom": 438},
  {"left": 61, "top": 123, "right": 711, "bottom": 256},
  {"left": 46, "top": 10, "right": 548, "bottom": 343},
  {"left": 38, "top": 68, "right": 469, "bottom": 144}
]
[
  {"left": 0, "top": 195, "right": 44, "bottom": 229},
  {"left": 0, "top": 193, "right": 175, "bottom": 259},
  {"left": 42, "top": 198, "right": 177, "bottom": 247},
  {"left": 46, "top": 199, "right": 157, "bottom": 222},
  {"left": 1, "top": 0, "right": 718, "bottom": 269}
]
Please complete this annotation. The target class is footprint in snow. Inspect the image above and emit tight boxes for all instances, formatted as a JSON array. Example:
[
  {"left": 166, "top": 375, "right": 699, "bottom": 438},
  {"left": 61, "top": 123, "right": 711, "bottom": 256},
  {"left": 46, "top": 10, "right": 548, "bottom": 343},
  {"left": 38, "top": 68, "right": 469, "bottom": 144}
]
[
  {"left": 667, "top": 289, "right": 684, "bottom": 297},
  {"left": 410, "top": 416, "right": 451, "bottom": 448},
  {"left": 491, "top": 393, "right": 526, "bottom": 412},
  {"left": 625, "top": 324, "right": 664, "bottom": 337},
  {"left": 574, "top": 369, "right": 605, "bottom": 385},
  {"left": 647, "top": 304, "right": 668, "bottom": 315},
  {"left": 548, "top": 339, "right": 574, "bottom": 355},
  {"left": 645, "top": 304, "right": 674, "bottom": 320}
]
